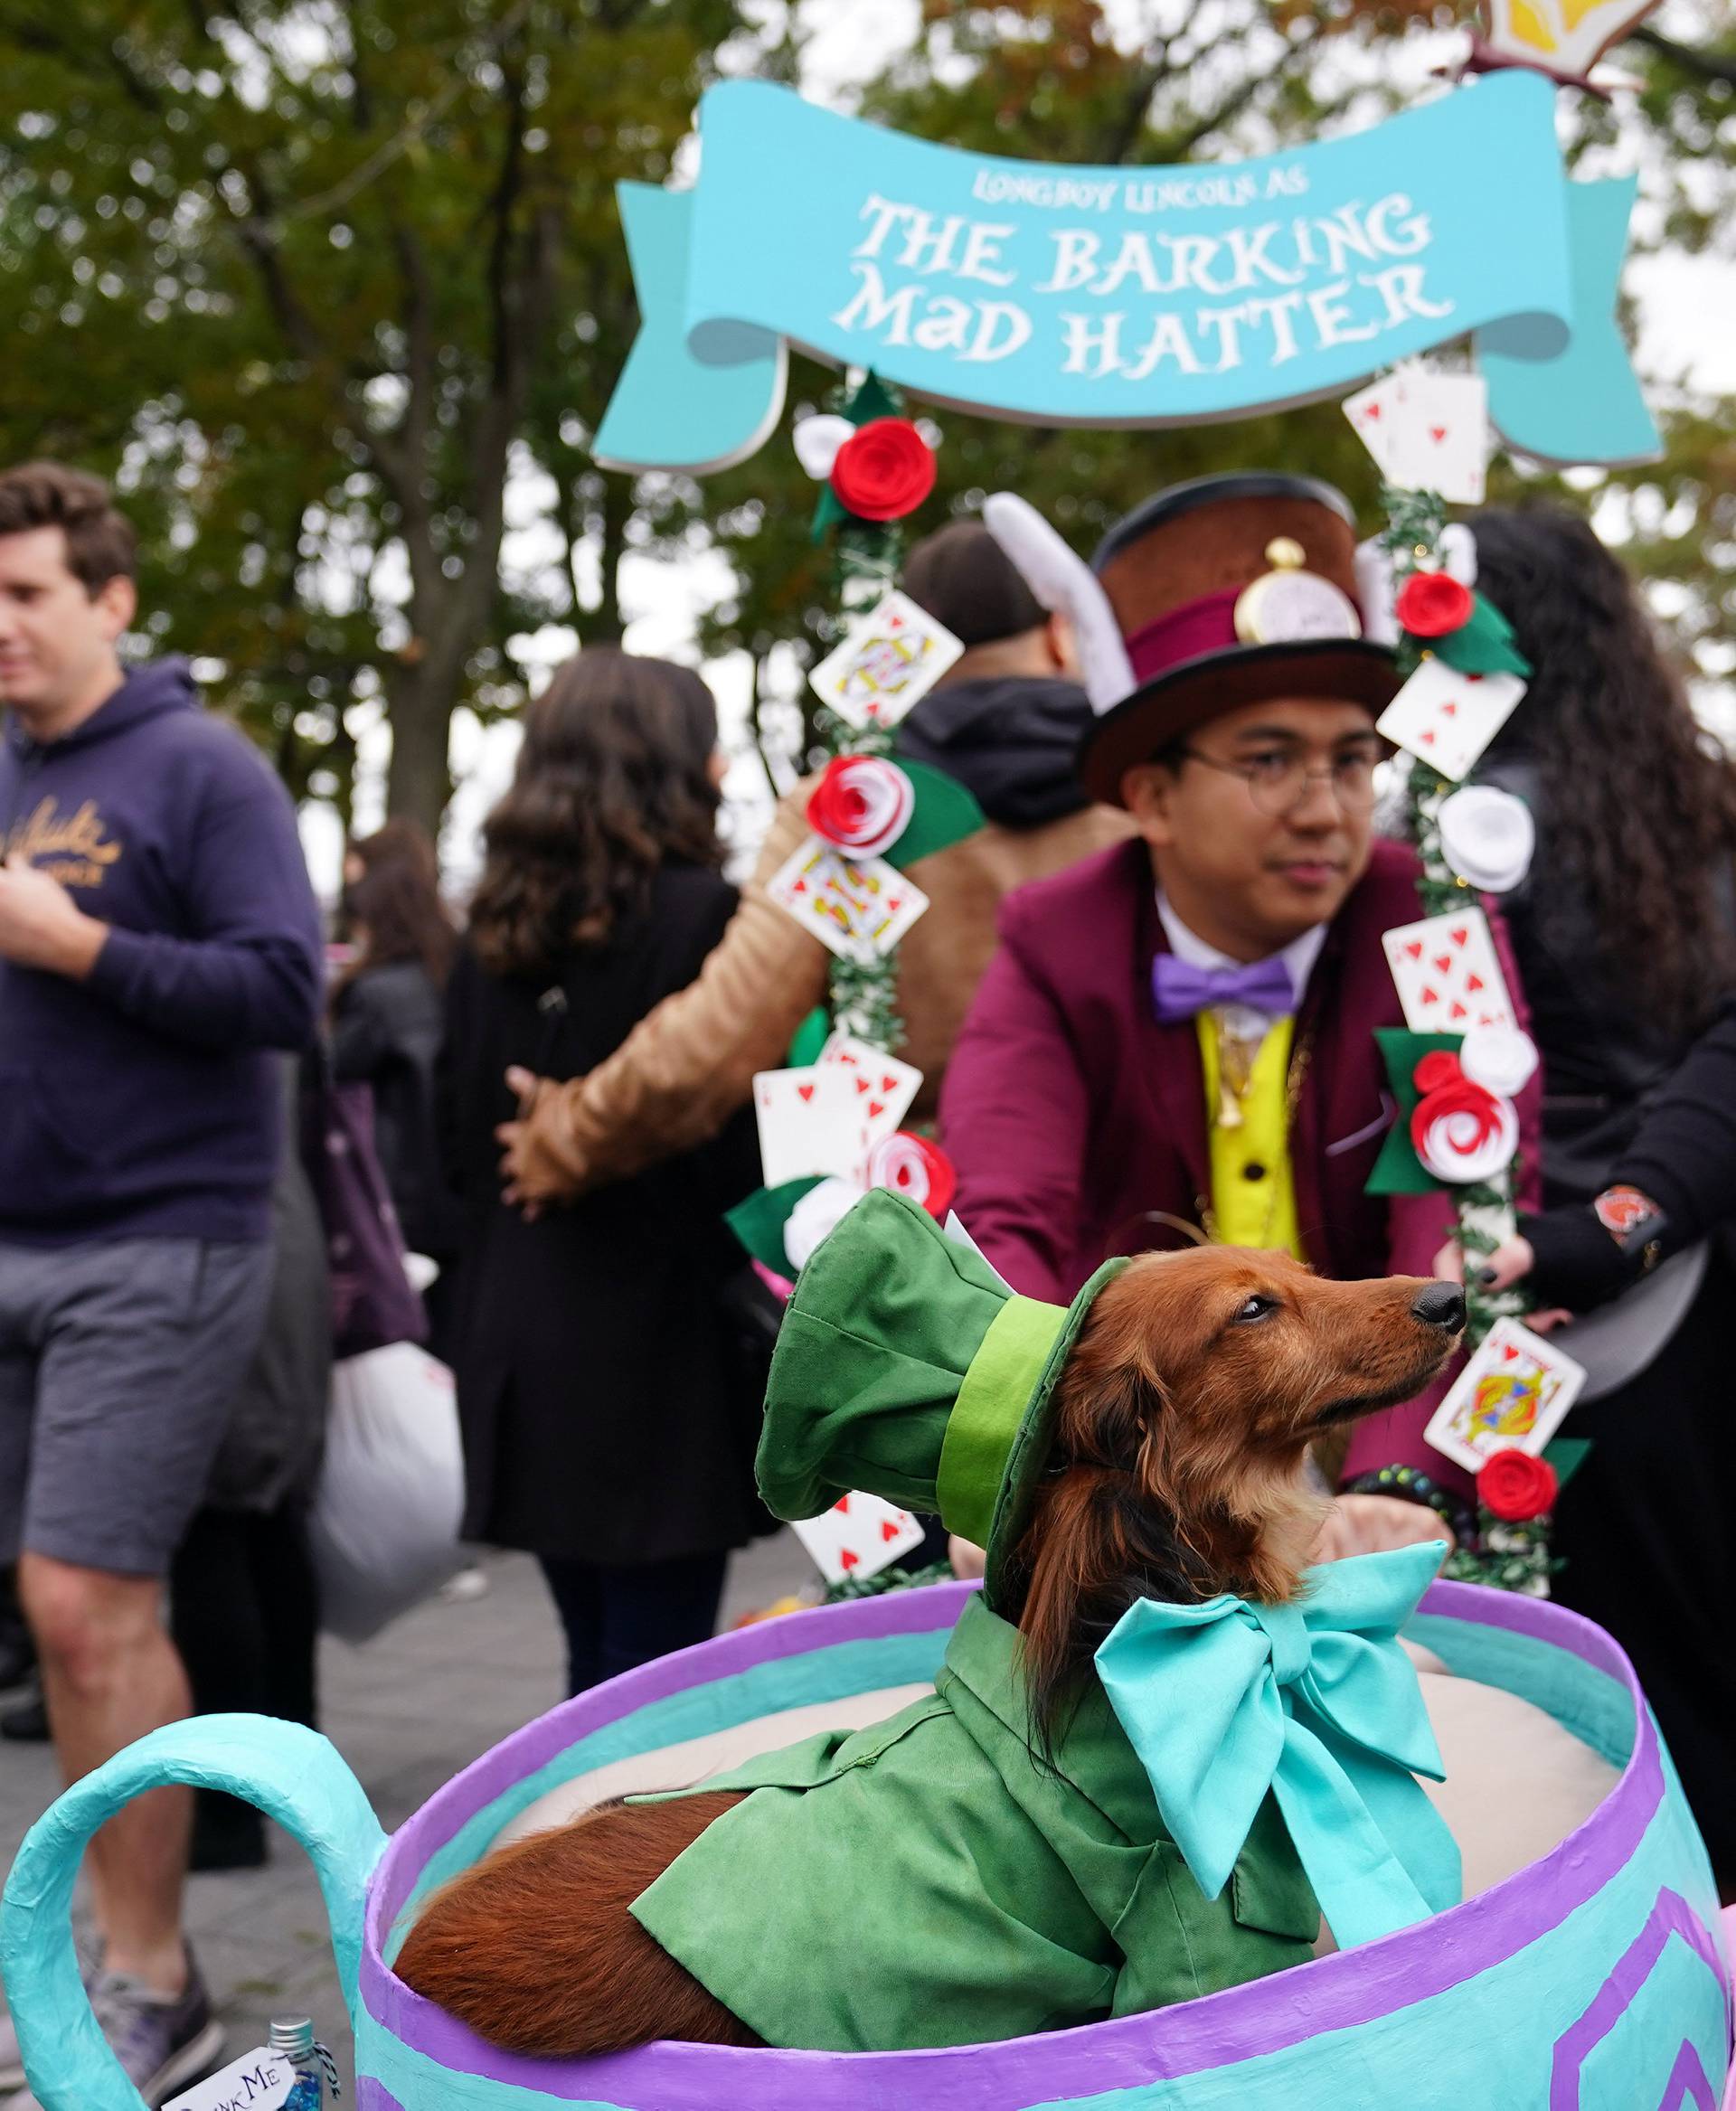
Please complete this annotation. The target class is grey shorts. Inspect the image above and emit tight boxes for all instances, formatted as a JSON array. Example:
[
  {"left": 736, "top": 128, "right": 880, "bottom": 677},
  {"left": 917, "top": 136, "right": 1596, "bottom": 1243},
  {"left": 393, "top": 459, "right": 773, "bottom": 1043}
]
[{"left": 0, "top": 1237, "right": 274, "bottom": 1577}]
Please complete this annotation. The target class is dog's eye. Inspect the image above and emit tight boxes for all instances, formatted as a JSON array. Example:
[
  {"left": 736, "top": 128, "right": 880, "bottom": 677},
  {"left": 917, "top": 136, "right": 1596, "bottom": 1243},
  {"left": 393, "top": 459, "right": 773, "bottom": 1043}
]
[{"left": 1234, "top": 1294, "right": 1278, "bottom": 1324}]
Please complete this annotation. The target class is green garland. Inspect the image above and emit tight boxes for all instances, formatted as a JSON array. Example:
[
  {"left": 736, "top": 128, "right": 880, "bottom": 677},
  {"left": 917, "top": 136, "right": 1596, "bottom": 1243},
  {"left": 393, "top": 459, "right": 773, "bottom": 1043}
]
[
  {"left": 1379, "top": 479, "right": 1528, "bottom": 1352},
  {"left": 811, "top": 376, "right": 917, "bottom": 1058}
]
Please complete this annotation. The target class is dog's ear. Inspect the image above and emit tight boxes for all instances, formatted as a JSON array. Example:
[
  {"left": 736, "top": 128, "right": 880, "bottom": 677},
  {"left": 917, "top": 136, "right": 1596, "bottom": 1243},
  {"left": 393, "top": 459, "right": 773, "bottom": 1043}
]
[{"left": 1014, "top": 1346, "right": 1214, "bottom": 1752}]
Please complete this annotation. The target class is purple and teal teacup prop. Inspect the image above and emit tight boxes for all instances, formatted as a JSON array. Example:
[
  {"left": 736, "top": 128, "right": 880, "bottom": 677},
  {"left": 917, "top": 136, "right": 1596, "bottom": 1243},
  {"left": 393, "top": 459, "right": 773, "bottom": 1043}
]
[{"left": 3, "top": 1580, "right": 1731, "bottom": 2109}]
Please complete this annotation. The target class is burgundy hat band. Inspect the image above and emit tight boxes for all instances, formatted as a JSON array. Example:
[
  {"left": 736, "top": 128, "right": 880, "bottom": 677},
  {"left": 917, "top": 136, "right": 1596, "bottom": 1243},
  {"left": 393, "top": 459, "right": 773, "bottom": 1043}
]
[{"left": 1124, "top": 589, "right": 1243, "bottom": 687}]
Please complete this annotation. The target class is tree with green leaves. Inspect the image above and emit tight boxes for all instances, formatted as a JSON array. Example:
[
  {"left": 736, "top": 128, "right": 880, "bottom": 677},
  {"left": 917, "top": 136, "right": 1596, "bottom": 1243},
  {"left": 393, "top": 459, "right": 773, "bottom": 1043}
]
[{"left": 0, "top": 0, "right": 759, "bottom": 834}]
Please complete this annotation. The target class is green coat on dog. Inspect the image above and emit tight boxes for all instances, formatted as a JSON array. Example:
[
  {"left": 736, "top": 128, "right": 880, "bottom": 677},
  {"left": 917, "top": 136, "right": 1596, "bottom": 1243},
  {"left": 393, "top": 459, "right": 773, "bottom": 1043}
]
[{"left": 632, "top": 1591, "right": 1318, "bottom": 2051}]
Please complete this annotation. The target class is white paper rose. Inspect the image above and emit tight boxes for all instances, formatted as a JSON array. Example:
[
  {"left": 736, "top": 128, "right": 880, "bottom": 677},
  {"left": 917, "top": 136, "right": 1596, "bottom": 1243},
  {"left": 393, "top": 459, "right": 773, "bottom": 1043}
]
[
  {"left": 792, "top": 414, "right": 856, "bottom": 481},
  {"left": 1459, "top": 1023, "right": 1539, "bottom": 1098},
  {"left": 783, "top": 1176, "right": 866, "bottom": 1274},
  {"left": 1437, "top": 785, "right": 1535, "bottom": 893}
]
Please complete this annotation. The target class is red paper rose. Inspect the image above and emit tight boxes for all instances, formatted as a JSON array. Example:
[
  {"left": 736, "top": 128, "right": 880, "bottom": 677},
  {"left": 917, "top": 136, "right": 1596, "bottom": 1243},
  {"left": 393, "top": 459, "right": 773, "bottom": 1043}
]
[
  {"left": 806, "top": 755, "right": 914, "bottom": 859},
  {"left": 1395, "top": 570, "right": 1476, "bottom": 638},
  {"left": 1412, "top": 1051, "right": 1464, "bottom": 1094},
  {"left": 829, "top": 418, "right": 937, "bottom": 523},
  {"left": 1477, "top": 1447, "right": 1559, "bottom": 1522},
  {"left": 867, "top": 1131, "right": 957, "bottom": 1218}
]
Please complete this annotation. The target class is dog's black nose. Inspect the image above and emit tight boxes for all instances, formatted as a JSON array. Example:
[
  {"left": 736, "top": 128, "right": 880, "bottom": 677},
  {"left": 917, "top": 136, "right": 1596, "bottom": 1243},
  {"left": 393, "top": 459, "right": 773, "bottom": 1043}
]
[{"left": 1411, "top": 1281, "right": 1467, "bottom": 1332}]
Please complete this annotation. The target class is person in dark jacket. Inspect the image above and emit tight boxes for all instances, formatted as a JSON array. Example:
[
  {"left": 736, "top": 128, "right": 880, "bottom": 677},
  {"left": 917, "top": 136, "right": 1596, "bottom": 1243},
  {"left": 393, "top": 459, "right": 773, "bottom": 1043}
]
[
  {"left": 332, "top": 818, "right": 462, "bottom": 1352},
  {"left": 439, "top": 649, "right": 764, "bottom": 1697},
  {"left": 1433, "top": 505, "right": 1736, "bottom": 1886},
  {"left": 0, "top": 462, "right": 322, "bottom": 2100}
]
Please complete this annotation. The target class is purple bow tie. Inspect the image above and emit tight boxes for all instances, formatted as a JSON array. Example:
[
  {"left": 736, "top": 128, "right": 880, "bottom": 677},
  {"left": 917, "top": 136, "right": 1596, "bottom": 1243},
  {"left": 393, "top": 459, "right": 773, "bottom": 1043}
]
[{"left": 1151, "top": 952, "right": 1295, "bottom": 1024}]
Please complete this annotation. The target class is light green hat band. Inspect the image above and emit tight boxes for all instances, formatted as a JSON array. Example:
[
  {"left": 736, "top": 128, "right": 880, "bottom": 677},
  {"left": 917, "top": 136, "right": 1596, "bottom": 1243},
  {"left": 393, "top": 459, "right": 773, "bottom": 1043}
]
[{"left": 935, "top": 1295, "right": 1069, "bottom": 1547}]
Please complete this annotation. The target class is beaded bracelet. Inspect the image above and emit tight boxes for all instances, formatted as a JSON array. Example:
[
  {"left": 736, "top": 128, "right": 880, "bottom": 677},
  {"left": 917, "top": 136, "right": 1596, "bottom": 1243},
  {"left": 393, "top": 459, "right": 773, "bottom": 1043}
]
[{"left": 1342, "top": 1464, "right": 1477, "bottom": 1550}]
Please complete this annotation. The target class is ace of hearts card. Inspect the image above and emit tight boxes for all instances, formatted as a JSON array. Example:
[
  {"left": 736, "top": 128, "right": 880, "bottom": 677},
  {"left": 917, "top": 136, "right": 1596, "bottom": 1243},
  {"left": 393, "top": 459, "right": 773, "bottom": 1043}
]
[
  {"left": 809, "top": 589, "right": 965, "bottom": 730},
  {"left": 751, "top": 1065, "right": 860, "bottom": 1188},
  {"left": 1382, "top": 906, "right": 1517, "bottom": 1035},
  {"left": 791, "top": 1489, "right": 927, "bottom": 1586},
  {"left": 1425, "top": 1317, "right": 1585, "bottom": 1475},
  {"left": 1377, "top": 657, "right": 1527, "bottom": 782},
  {"left": 766, "top": 837, "right": 929, "bottom": 965}
]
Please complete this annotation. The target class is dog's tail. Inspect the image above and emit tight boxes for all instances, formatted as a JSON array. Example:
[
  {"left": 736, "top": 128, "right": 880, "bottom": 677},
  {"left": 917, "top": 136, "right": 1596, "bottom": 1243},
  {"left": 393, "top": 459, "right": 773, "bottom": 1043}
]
[{"left": 391, "top": 1789, "right": 763, "bottom": 2056}]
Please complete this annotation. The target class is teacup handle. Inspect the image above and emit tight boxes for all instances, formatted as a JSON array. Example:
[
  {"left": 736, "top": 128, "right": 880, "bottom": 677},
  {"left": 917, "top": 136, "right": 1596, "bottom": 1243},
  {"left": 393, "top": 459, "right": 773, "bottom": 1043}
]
[{"left": 1, "top": 1713, "right": 387, "bottom": 2111}]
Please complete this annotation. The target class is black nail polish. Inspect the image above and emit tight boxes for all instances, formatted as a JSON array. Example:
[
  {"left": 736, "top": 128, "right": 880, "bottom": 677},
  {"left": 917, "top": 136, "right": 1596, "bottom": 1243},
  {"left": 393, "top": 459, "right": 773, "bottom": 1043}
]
[{"left": 1475, "top": 1265, "right": 1497, "bottom": 1287}]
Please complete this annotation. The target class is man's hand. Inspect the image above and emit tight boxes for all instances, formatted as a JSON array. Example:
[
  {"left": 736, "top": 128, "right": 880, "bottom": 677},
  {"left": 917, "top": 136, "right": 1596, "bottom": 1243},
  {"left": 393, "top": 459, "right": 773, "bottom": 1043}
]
[
  {"left": 0, "top": 853, "right": 107, "bottom": 978},
  {"left": 1310, "top": 1494, "right": 1453, "bottom": 1566}
]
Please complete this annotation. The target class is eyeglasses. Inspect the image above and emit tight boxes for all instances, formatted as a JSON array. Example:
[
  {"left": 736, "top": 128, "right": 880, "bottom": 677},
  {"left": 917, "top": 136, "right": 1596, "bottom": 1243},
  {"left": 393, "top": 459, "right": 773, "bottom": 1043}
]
[{"left": 1177, "top": 743, "right": 1381, "bottom": 818}]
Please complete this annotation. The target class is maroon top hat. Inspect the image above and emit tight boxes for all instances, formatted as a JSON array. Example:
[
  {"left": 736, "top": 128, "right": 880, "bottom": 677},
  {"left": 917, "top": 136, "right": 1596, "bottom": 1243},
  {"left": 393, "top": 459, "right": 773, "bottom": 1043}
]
[{"left": 1079, "top": 473, "right": 1401, "bottom": 806}]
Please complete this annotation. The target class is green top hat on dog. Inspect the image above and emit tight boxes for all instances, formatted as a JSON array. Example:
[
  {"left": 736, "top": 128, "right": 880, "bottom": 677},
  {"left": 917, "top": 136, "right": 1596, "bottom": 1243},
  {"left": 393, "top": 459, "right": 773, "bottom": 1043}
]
[{"left": 757, "top": 1189, "right": 1127, "bottom": 1605}]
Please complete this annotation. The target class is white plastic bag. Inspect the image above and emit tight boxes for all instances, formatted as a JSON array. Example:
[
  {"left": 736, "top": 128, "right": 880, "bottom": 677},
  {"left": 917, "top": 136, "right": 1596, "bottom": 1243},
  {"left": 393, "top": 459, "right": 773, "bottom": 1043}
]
[{"left": 311, "top": 1343, "right": 466, "bottom": 1643}]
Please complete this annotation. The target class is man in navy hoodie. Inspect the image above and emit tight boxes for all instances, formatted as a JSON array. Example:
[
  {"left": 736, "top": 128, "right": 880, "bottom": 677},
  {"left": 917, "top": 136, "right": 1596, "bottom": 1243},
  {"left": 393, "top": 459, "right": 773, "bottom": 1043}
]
[{"left": 0, "top": 463, "right": 323, "bottom": 2104}]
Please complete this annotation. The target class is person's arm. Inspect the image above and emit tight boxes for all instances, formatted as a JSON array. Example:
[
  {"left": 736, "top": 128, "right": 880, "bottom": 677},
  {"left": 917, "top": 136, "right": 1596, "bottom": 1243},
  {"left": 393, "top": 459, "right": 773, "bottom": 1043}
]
[
  {"left": 83, "top": 768, "right": 322, "bottom": 1052},
  {"left": 939, "top": 912, "right": 1089, "bottom": 1304},
  {"left": 500, "top": 787, "right": 828, "bottom": 1206},
  {"left": 1476, "top": 992, "right": 1736, "bottom": 1310}
]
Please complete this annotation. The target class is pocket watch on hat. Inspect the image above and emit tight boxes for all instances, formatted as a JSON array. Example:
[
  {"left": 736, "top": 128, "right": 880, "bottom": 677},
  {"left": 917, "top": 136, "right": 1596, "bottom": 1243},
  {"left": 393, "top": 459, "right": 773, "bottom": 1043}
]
[{"left": 1234, "top": 537, "right": 1363, "bottom": 646}]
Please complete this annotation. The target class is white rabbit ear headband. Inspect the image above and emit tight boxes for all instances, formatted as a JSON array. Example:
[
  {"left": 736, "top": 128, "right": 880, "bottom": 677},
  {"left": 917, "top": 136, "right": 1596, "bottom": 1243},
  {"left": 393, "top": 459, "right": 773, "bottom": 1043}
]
[{"left": 981, "top": 492, "right": 1136, "bottom": 718}]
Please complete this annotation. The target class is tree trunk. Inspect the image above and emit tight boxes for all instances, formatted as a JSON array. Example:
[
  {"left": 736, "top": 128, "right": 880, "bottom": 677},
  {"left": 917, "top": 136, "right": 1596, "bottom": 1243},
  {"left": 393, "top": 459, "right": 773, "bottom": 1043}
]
[{"left": 384, "top": 664, "right": 453, "bottom": 837}]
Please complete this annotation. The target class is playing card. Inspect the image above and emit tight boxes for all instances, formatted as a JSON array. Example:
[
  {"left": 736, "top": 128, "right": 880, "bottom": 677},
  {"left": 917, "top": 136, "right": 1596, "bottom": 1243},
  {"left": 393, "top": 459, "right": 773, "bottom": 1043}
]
[
  {"left": 766, "top": 836, "right": 929, "bottom": 965},
  {"left": 818, "top": 1031, "right": 922, "bottom": 1165},
  {"left": 808, "top": 589, "right": 965, "bottom": 730},
  {"left": 1383, "top": 370, "right": 1490, "bottom": 506},
  {"left": 1377, "top": 657, "right": 1527, "bottom": 782},
  {"left": 1343, "top": 372, "right": 1411, "bottom": 481},
  {"left": 1382, "top": 907, "right": 1517, "bottom": 1035},
  {"left": 751, "top": 1065, "right": 860, "bottom": 1187},
  {"left": 1425, "top": 1318, "right": 1586, "bottom": 1476},
  {"left": 791, "top": 1489, "right": 927, "bottom": 1586}
]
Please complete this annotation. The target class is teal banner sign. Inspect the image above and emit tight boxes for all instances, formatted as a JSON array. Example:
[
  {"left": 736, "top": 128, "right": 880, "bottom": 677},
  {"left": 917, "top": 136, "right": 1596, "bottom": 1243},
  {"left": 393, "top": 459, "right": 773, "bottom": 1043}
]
[{"left": 594, "top": 71, "right": 1656, "bottom": 476}]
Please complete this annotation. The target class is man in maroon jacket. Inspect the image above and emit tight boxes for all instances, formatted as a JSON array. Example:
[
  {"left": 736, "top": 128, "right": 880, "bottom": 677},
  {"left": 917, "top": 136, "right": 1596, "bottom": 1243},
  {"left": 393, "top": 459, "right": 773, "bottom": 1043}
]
[{"left": 941, "top": 473, "right": 1539, "bottom": 1496}]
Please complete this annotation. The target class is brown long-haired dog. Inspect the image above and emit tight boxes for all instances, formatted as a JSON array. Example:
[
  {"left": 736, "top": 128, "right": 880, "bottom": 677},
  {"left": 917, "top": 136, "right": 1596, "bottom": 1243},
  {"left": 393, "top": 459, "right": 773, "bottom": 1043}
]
[{"left": 394, "top": 1248, "right": 1463, "bottom": 2058}]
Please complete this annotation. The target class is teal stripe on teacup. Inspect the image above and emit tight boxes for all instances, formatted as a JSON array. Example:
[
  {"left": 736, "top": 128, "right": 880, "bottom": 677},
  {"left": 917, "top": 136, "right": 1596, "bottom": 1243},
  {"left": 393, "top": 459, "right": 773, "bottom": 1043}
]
[{"left": 1402, "top": 1613, "right": 1636, "bottom": 1770}]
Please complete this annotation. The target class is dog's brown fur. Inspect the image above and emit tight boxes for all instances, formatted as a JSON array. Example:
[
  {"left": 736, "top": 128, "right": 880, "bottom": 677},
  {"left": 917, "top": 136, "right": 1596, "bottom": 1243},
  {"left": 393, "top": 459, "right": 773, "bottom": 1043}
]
[{"left": 394, "top": 1249, "right": 1461, "bottom": 2058}]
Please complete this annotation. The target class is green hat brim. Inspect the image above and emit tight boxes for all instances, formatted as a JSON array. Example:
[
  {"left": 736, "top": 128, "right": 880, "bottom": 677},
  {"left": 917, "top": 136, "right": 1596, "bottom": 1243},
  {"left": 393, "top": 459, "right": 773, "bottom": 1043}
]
[{"left": 980, "top": 1257, "right": 1129, "bottom": 1611}]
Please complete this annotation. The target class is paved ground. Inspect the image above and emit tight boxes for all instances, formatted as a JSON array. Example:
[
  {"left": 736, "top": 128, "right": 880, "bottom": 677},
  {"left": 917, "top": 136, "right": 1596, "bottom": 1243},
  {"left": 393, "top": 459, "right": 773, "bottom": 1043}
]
[{"left": 0, "top": 1533, "right": 813, "bottom": 2103}]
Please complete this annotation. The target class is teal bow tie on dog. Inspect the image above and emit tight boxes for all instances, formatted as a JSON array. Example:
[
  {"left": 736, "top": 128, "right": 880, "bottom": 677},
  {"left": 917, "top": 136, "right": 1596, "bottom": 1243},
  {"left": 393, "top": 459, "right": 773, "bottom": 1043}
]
[{"left": 1094, "top": 1541, "right": 1462, "bottom": 1949}]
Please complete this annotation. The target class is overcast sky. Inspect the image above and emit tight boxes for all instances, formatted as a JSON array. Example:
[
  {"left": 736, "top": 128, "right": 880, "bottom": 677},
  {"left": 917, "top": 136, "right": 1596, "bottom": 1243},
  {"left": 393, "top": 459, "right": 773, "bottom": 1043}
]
[{"left": 298, "top": 0, "right": 1736, "bottom": 897}]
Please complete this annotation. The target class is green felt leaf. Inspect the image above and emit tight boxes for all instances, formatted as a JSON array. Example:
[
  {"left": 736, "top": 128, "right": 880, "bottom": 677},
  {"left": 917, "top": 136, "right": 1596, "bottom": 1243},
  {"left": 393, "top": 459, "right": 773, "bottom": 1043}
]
[
  {"left": 1431, "top": 594, "right": 1531, "bottom": 678},
  {"left": 787, "top": 1006, "right": 831, "bottom": 1069},
  {"left": 1363, "top": 1029, "right": 1463, "bottom": 1197},
  {"left": 886, "top": 759, "right": 986, "bottom": 868},
  {"left": 843, "top": 371, "right": 902, "bottom": 426},
  {"left": 725, "top": 1178, "right": 824, "bottom": 1274},
  {"left": 1543, "top": 1436, "right": 1593, "bottom": 1490}
]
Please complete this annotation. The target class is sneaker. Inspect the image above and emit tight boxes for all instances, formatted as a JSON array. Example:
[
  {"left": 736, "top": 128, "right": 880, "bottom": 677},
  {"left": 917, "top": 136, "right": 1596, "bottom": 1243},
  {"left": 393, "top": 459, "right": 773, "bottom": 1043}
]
[
  {"left": 0, "top": 1928, "right": 100, "bottom": 2091},
  {"left": 6, "top": 1956, "right": 224, "bottom": 2107}
]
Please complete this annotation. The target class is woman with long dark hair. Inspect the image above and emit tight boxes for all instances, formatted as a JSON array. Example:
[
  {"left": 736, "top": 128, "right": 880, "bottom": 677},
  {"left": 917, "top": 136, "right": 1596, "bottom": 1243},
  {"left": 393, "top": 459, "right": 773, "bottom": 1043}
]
[
  {"left": 1464, "top": 504, "right": 1736, "bottom": 1881},
  {"left": 331, "top": 820, "right": 463, "bottom": 1327},
  {"left": 439, "top": 649, "right": 763, "bottom": 1694}
]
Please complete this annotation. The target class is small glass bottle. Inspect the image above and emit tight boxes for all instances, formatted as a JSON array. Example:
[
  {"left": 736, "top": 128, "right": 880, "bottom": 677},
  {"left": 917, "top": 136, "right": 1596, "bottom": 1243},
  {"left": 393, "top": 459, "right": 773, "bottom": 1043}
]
[{"left": 269, "top": 2017, "right": 324, "bottom": 2109}]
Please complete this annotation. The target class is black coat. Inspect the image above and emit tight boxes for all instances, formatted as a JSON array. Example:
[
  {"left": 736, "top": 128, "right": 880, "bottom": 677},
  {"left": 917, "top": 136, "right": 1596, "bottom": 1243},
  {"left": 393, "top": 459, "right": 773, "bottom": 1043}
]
[
  {"left": 332, "top": 960, "right": 463, "bottom": 1262},
  {"left": 438, "top": 862, "right": 766, "bottom": 1565}
]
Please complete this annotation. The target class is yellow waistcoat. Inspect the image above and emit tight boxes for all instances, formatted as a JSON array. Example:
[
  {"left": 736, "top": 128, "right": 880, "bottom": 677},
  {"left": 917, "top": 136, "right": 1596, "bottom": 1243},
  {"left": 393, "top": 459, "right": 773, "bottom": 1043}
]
[{"left": 1196, "top": 1015, "right": 1305, "bottom": 1260}]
